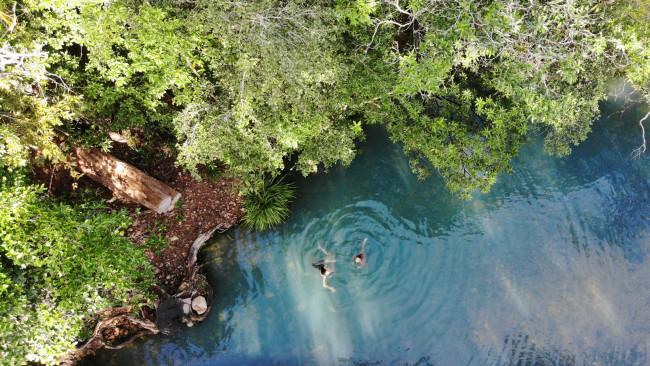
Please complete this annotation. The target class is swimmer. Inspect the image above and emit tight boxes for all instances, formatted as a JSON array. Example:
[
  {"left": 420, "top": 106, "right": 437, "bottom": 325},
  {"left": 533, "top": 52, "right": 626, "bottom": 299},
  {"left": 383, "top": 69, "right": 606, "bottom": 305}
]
[
  {"left": 353, "top": 238, "right": 367, "bottom": 267},
  {"left": 313, "top": 244, "right": 336, "bottom": 292}
]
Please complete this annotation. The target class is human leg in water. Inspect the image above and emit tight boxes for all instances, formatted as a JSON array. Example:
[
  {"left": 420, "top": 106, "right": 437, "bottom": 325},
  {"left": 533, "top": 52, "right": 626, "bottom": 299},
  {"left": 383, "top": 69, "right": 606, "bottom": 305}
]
[
  {"left": 311, "top": 261, "right": 336, "bottom": 292},
  {"left": 321, "top": 273, "right": 336, "bottom": 293}
]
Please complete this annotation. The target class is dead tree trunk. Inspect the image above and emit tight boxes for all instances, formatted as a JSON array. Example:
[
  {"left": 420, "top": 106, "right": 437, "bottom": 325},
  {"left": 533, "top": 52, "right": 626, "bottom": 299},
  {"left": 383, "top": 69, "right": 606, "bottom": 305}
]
[
  {"left": 60, "top": 306, "right": 159, "bottom": 365},
  {"left": 75, "top": 148, "right": 181, "bottom": 213}
]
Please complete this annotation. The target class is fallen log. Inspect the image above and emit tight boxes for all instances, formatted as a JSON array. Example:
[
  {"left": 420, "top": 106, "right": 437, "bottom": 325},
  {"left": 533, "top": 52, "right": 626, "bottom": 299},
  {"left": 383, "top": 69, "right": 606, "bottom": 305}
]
[{"left": 75, "top": 148, "right": 181, "bottom": 213}]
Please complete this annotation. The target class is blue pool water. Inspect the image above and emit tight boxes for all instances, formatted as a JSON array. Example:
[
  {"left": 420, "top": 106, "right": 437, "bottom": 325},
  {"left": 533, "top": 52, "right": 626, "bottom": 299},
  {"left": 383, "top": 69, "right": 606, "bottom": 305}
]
[{"left": 94, "top": 101, "right": 650, "bottom": 366}]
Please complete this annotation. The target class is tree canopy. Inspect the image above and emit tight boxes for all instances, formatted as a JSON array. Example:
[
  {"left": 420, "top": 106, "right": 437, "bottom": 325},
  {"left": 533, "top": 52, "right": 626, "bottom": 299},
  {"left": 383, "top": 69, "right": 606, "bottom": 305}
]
[
  {"left": 2, "top": 0, "right": 649, "bottom": 195},
  {"left": 340, "top": 0, "right": 650, "bottom": 194}
]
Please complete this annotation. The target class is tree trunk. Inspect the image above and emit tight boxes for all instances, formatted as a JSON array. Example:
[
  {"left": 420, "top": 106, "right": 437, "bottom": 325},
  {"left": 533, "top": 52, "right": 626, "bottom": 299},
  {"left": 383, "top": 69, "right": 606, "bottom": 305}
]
[
  {"left": 75, "top": 148, "right": 181, "bottom": 213},
  {"left": 60, "top": 307, "right": 159, "bottom": 365}
]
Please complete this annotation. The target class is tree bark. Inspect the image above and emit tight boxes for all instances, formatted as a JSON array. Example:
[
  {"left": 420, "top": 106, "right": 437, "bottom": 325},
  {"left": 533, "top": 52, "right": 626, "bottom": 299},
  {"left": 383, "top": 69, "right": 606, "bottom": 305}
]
[
  {"left": 75, "top": 148, "right": 181, "bottom": 213},
  {"left": 60, "top": 307, "right": 159, "bottom": 365}
]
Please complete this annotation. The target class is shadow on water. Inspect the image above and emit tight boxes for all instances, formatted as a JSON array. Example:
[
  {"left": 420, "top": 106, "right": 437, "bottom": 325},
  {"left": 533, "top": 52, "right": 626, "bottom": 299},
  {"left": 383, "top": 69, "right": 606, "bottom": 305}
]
[
  {"left": 92, "top": 100, "right": 650, "bottom": 366},
  {"left": 289, "top": 125, "right": 463, "bottom": 238},
  {"left": 488, "top": 102, "right": 650, "bottom": 263}
]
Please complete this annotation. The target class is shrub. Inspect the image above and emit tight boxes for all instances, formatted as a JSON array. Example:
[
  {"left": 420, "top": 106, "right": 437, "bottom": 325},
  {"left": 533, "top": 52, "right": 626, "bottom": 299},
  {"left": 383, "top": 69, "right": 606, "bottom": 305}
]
[
  {"left": 243, "top": 178, "right": 295, "bottom": 231},
  {"left": 0, "top": 171, "right": 155, "bottom": 365}
]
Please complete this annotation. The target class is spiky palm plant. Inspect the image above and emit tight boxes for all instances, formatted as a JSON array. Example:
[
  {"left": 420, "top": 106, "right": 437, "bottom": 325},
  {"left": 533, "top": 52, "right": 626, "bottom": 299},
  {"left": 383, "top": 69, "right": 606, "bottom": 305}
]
[{"left": 243, "top": 178, "right": 295, "bottom": 231}]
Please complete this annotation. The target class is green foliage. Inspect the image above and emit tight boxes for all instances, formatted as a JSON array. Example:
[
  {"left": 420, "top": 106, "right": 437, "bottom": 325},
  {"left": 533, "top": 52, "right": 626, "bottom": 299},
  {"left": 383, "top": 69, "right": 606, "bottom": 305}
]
[
  {"left": 0, "top": 171, "right": 154, "bottom": 365},
  {"left": 3, "top": 0, "right": 362, "bottom": 189},
  {"left": 0, "top": 41, "right": 79, "bottom": 168},
  {"left": 76, "top": 2, "right": 201, "bottom": 131},
  {"left": 170, "top": 1, "right": 361, "bottom": 188},
  {"left": 244, "top": 179, "right": 295, "bottom": 232},
  {"left": 144, "top": 234, "right": 168, "bottom": 256},
  {"left": 341, "top": 0, "right": 650, "bottom": 194},
  {"left": 144, "top": 219, "right": 169, "bottom": 255},
  {"left": 174, "top": 198, "right": 185, "bottom": 222},
  {"left": 2, "top": 0, "right": 650, "bottom": 197},
  {"left": 0, "top": 0, "right": 90, "bottom": 168},
  {"left": 336, "top": 0, "right": 377, "bottom": 26}
]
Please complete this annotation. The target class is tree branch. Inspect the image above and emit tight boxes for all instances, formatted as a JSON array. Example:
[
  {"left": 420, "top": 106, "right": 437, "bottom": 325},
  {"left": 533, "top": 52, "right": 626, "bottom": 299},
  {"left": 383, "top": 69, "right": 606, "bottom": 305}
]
[{"left": 631, "top": 111, "right": 649, "bottom": 159}]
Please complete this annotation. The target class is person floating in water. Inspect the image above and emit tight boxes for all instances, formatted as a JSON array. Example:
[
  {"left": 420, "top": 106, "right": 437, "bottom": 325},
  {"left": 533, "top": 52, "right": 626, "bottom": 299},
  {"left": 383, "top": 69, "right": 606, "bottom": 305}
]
[
  {"left": 313, "top": 244, "right": 336, "bottom": 292},
  {"left": 353, "top": 238, "right": 367, "bottom": 267}
]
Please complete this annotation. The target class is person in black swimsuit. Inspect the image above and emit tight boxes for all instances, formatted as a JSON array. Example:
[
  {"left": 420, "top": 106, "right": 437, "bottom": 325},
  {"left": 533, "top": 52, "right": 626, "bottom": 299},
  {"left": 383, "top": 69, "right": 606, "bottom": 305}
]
[
  {"left": 312, "top": 260, "right": 328, "bottom": 275},
  {"left": 353, "top": 238, "right": 367, "bottom": 267},
  {"left": 313, "top": 244, "right": 336, "bottom": 292}
]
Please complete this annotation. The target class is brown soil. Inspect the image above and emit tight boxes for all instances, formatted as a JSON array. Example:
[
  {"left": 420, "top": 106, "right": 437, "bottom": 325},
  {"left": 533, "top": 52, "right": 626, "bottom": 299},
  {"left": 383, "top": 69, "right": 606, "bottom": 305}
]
[
  {"left": 128, "top": 170, "right": 243, "bottom": 292},
  {"left": 105, "top": 143, "right": 244, "bottom": 292}
]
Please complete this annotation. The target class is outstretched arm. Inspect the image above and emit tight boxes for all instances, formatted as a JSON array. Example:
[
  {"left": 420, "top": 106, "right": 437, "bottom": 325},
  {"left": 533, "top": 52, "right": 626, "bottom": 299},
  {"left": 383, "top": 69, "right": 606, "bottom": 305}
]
[
  {"left": 361, "top": 238, "right": 367, "bottom": 252},
  {"left": 324, "top": 254, "right": 336, "bottom": 264},
  {"left": 318, "top": 243, "right": 336, "bottom": 263}
]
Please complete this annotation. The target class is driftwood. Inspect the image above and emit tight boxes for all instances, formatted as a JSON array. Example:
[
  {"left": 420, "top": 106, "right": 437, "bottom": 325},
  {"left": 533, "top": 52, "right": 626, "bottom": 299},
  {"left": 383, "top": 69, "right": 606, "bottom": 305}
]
[
  {"left": 174, "top": 224, "right": 226, "bottom": 326},
  {"left": 61, "top": 307, "right": 159, "bottom": 365},
  {"left": 107, "top": 132, "right": 128, "bottom": 144},
  {"left": 75, "top": 148, "right": 180, "bottom": 213},
  {"left": 187, "top": 225, "right": 222, "bottom": 269}
]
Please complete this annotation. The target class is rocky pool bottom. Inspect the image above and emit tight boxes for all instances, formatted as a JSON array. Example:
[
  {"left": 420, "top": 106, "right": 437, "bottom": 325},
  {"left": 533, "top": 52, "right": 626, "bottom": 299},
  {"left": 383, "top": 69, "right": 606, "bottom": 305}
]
[{"left": 92, "top": 102, "right": 650, "bottom": 366}]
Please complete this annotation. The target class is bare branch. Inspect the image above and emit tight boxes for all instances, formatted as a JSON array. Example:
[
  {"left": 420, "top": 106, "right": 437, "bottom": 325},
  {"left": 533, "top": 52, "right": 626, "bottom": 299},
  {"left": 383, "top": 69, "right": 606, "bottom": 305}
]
[
  {"left": 631, "top": 111, "right": 649, "bottom": 159},
  {"left": 0, "top": 2, "right": 17, "bottom": 36},
  {"left": 0, "top": 43, "right": 46, "bottom": 73}
]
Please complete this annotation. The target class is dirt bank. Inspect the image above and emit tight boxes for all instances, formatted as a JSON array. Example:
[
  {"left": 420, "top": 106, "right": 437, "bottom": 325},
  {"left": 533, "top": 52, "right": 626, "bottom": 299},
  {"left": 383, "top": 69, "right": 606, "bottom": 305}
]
[{"left": 127, "top": 170, "right": 243, "bottom": 292}]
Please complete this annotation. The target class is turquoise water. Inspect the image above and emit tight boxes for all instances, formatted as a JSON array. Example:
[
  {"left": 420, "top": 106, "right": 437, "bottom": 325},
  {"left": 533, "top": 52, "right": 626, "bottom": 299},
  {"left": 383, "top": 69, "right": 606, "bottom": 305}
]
[{"left": 94, "top": 101, "right": 650, "bottom": 366}]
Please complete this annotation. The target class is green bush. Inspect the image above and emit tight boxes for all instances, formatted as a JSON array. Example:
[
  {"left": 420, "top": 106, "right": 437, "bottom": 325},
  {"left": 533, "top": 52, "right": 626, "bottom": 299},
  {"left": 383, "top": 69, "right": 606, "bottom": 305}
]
[
  {"left": 0, "top": 171, "right": 155, "bottom": 365},
  {"left": 6, "top": 0, "right": 650, "bottom": 197},
  {"left": 243, "top": 179, "right": 295, "bottom": 232}
]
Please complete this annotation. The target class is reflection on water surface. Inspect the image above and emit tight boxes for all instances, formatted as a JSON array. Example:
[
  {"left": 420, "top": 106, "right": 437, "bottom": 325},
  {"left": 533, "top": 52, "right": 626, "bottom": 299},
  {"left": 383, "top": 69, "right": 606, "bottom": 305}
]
[{"left": 93, "top": 102, "right": 650, "bottom": 366}]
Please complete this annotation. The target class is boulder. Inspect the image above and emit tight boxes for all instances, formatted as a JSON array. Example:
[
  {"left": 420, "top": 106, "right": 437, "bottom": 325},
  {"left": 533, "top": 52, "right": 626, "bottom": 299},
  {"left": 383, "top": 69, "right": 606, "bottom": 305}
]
[{"left": 191, "top": 296, "right": 208, "bottom": 315}]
